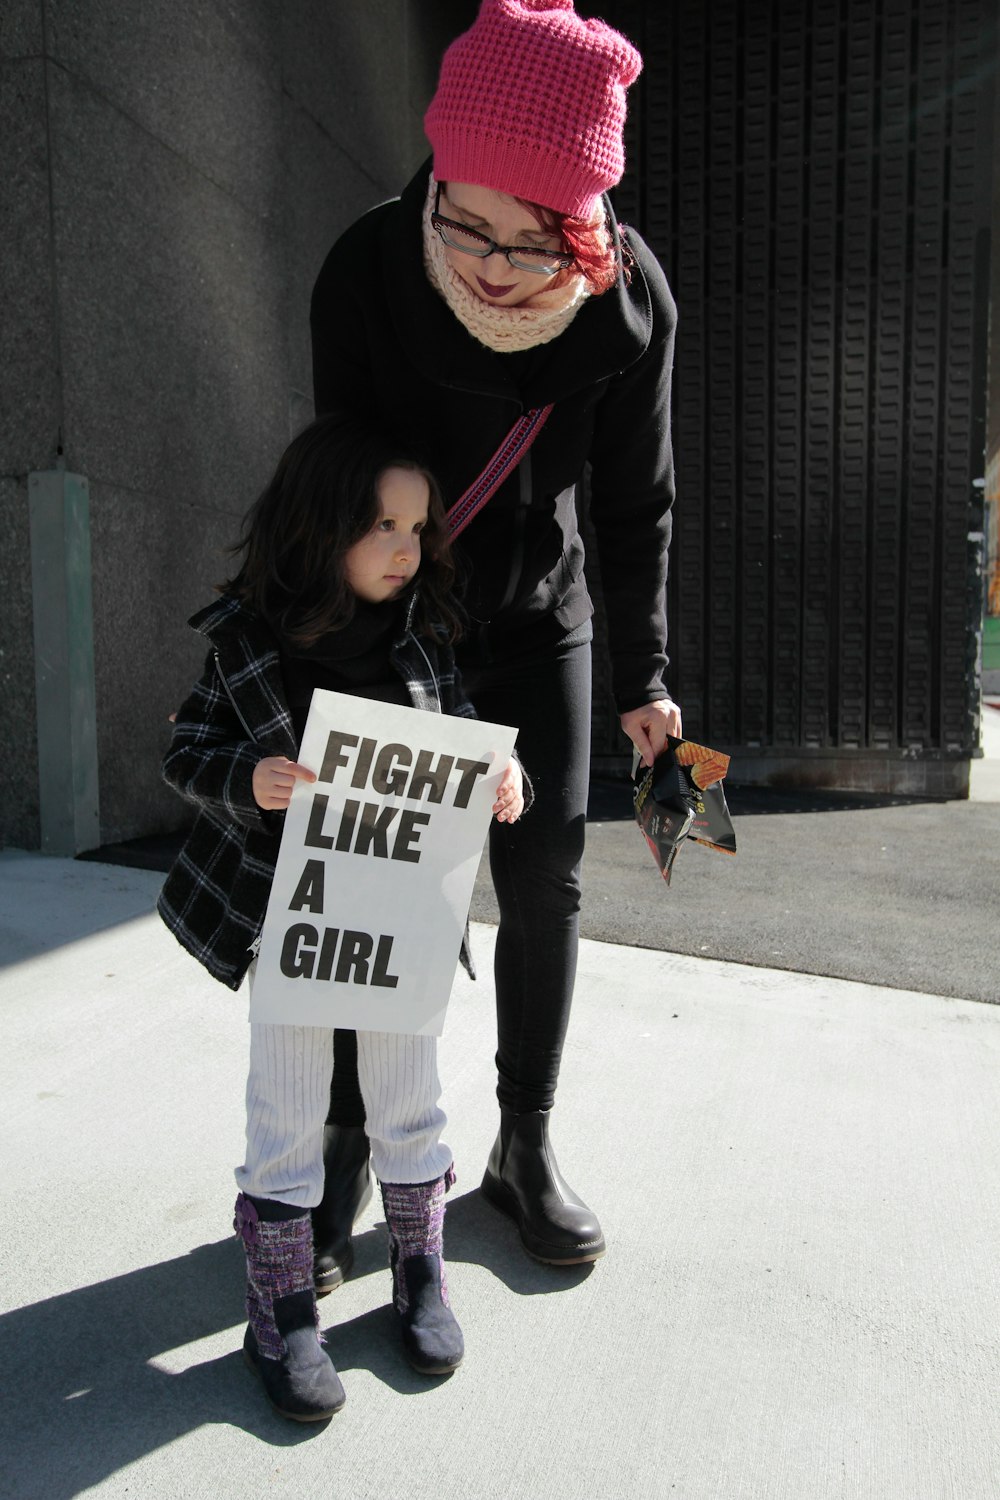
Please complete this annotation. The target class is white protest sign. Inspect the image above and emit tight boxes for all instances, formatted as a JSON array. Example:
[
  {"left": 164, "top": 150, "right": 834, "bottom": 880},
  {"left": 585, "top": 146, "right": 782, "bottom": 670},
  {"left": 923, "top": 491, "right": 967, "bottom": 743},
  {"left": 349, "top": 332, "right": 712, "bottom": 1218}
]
[{"left": 251, "top": 690, "right": 516, "bottom": 1036}]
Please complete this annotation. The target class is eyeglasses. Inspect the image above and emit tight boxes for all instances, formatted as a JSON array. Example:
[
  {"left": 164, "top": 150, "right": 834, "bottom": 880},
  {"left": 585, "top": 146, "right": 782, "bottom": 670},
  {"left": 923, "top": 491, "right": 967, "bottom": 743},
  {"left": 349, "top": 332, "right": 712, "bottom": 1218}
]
[{"left": 431, "top": 186, "right": 575, "bottom": 277}]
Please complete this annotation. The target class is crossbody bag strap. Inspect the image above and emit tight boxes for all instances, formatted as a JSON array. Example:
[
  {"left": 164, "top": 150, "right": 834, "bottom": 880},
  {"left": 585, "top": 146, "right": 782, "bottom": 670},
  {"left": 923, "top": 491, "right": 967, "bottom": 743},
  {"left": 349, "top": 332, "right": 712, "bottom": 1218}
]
[{"left": 445, "top": 403, "right": 554, "bottom": 539}]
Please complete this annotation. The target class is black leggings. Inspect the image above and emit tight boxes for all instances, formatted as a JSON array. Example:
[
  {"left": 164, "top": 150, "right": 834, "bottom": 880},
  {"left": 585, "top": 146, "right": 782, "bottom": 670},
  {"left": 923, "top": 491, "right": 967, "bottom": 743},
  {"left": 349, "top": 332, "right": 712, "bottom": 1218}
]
[{"left": 329, "top": 637, "right": 592, "bottom": 1120}]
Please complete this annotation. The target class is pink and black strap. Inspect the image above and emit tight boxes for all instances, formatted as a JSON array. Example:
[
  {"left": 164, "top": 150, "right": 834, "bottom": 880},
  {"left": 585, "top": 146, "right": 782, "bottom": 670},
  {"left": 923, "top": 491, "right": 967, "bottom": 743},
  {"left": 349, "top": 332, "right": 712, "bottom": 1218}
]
[{"left": 446, "top": 403, "right": 554, "bottom": 539}]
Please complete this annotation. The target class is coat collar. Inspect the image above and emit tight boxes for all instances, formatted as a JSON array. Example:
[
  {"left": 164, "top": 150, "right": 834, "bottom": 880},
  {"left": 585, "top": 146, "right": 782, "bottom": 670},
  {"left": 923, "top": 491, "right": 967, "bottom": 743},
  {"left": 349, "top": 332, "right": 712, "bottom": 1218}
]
[
  {"left": 188, "top": 588, "right": 423, "bottom": 650},
  {"left": 188, "top": 593, "right": 267, "bottom": 645},
  {"left": 380, "top": 160, "right": 654, "bottom": 410}
]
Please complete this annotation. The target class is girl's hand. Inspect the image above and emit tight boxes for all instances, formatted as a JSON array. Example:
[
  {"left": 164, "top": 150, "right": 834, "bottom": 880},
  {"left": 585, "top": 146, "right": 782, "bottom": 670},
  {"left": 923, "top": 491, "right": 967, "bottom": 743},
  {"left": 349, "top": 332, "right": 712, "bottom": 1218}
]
[
  {"left": 493, "top": 758, "right": 524, "bottom": 823},
  {"left": 252, "top": 756, "right": 316, "bottom": 810},
  {"left": 620, "top": 697, "right": 683, "bottom": 769}
]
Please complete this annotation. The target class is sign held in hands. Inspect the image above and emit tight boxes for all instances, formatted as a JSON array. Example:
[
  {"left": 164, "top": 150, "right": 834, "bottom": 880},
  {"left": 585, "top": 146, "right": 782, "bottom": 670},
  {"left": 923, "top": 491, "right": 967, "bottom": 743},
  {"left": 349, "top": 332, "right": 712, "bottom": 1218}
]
[{"left": 253, "top": 690, "right": 516, "bottom": 1035}]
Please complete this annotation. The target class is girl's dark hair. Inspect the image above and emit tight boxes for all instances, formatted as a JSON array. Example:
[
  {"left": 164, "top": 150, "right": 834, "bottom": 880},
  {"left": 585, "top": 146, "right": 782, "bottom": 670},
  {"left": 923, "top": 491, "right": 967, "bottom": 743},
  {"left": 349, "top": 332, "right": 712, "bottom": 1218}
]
[{"left": 223, "top": 415, "right": 462, "bottom": 646}]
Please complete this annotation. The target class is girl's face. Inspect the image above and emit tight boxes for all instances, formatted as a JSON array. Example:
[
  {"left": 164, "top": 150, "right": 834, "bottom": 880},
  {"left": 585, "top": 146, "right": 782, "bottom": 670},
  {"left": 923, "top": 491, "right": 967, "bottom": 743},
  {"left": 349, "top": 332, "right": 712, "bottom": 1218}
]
[
  {"left": 439, "top": 182, "right": 566, "bottom": 307},
  {"left": 344, "top": 466, "right": 430, "bottom": 604}
]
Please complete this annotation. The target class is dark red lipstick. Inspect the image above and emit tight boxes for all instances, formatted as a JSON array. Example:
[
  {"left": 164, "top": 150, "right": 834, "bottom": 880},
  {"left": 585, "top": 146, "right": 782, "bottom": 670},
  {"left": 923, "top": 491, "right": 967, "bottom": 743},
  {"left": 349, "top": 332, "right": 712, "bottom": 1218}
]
[{"left": 476, "top": 275, "right": 517, "bottom": 299}]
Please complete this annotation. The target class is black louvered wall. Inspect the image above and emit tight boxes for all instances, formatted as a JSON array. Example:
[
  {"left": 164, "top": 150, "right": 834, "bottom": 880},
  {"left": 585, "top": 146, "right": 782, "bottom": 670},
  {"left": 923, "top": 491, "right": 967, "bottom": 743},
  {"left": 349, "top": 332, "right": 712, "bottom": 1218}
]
[{"left": 586, "top": 0, "right": 994, "bottom": 794}]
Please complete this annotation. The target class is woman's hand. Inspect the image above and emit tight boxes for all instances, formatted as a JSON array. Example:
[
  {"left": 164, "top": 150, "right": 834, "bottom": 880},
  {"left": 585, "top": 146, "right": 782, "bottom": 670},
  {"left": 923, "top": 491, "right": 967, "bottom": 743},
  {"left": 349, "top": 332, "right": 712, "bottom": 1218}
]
[
  {"left": 493, "top": 757, "right": 524, "bottom": 823},
  {"left": 620, "top": 698, "right": 683, "bottom": 769},
  {"left": 252, "top": 756, "right": 317, "bottom": 810}
]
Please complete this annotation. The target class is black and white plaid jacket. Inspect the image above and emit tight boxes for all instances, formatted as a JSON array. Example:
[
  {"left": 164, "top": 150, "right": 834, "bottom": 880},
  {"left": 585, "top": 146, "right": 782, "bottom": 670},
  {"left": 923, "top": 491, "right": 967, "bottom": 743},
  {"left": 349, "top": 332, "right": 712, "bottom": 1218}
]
[{"left": 157, "top": 591, "right": 480, "bottom": 991}]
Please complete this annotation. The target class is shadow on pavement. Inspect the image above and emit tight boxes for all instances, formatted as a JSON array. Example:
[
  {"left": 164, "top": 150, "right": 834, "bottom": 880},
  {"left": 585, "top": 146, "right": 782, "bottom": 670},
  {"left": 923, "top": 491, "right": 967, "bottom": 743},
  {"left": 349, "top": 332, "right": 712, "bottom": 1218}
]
[
  {"left": 348, "top": 1188, "right": 596, "bottom": 1297},
  {"left": 0, "top": 1193, "right": 587, "bottom": 1496},
  {"left": 77, "top": 829, "right": 188, "bottom": 873},
  {"left": 0, "top": 1239, "right": 320, "bottom": 1499},
  {"left": 0, "top": 852, "right": 165, "bottom": 971}
]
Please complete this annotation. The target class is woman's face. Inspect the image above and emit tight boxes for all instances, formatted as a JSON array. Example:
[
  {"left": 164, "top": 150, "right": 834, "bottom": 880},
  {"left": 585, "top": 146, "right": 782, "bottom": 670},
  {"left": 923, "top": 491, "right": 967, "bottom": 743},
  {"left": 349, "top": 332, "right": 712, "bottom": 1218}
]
[{"left": 438, "top": 182, "right": 566, "bottom": 307}]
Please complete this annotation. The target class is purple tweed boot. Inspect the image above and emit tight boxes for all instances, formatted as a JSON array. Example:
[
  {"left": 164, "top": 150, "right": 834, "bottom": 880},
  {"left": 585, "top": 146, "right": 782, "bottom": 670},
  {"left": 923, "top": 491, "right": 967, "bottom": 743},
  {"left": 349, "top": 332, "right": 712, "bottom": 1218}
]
[
  {"left": 234, "top": 1193, "right": 346, "bottom": 1421},
  {"left": 380, "top": 1170, "right": 464, "bottom": 1375}
]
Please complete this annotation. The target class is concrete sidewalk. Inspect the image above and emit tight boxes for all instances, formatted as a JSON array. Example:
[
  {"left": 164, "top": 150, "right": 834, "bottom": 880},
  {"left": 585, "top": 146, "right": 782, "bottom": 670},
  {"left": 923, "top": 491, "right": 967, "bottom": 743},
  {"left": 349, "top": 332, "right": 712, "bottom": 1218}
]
[{"left": 2, "top": 851, "right": 1000, "bottom": 1498}]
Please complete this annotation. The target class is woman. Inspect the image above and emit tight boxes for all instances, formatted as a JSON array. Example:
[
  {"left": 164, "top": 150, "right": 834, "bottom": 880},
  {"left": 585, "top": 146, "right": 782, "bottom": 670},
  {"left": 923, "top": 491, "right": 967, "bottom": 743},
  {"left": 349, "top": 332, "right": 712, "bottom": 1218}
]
[{"left": 309, "top": 0, "right": 681, "bottom": 1274}]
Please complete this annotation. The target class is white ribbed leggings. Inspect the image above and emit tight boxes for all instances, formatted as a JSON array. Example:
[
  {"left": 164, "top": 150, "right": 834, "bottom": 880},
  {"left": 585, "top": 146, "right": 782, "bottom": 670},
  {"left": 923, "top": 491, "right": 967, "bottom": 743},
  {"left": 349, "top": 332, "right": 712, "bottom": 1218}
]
[{"left": 234, "top": 1018, "right": 452, "bottom": 1208}]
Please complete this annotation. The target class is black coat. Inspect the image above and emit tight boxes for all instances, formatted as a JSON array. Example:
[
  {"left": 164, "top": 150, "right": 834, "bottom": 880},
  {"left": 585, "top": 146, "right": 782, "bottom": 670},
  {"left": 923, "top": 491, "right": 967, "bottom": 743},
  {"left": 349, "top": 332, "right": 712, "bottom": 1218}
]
[
  {"left": 157, "top": 593, "right": 480, "bottom": 991},
  {"left": 311, "top": 161, "right": 677, "bottom": 714}
]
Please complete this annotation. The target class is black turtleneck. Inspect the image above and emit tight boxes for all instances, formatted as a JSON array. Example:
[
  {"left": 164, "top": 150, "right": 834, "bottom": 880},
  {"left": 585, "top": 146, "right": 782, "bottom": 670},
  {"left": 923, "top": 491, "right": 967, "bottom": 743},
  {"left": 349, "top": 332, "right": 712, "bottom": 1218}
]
[{"left": 277, "top": 597, "right": 411, "bottom": 744}]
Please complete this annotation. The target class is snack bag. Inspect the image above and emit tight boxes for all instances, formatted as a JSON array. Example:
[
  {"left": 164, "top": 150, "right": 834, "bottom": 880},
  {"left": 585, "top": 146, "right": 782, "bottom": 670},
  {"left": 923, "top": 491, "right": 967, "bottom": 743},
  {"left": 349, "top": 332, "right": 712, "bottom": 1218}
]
[{"left": 633, "top": 737, "right": 737, "bottom": 884}]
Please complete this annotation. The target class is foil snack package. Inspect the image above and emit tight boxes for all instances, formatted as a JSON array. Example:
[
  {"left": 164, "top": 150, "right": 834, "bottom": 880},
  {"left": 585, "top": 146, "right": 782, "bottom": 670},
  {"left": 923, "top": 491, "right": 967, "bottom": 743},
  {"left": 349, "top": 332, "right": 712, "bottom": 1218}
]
[{"left": 633, "top": 737, "right": 737, "bottom": 885}]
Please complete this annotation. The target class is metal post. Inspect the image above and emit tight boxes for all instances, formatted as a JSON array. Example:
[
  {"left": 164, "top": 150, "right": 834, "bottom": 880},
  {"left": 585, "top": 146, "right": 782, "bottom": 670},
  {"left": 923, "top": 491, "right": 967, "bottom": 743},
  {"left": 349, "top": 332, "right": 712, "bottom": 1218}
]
[{"left": 28, "top": 466, "right": 100, "bottom": 854}]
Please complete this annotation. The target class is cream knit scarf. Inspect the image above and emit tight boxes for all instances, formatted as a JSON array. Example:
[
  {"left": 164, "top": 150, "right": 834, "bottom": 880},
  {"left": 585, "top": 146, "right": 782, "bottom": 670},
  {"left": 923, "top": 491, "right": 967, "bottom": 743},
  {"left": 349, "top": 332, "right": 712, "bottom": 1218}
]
[{"left": 422, "top": 175, "right": 590, "bottom": 354}]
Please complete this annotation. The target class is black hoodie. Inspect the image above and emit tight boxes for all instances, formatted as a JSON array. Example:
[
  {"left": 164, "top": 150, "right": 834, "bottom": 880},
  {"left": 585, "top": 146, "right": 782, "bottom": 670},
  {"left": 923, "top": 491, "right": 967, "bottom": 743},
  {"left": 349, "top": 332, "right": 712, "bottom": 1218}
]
[{"left": 310, "top": 161, "right": 677, "bottom": 713}]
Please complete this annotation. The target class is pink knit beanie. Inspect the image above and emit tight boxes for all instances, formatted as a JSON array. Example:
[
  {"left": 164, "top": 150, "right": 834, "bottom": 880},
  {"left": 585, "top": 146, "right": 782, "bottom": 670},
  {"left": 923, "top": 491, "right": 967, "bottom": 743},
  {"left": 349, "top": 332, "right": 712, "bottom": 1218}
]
[{"left": 424, "top": 0, "right": 642, "bottom": 220}]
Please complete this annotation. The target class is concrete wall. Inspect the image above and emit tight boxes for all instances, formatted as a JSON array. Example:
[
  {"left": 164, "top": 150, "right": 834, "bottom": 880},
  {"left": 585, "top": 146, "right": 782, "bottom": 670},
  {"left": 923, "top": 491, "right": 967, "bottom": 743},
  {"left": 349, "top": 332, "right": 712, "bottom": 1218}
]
[{"left": 1, "top": 0, "right": 470, "bottom": 850}]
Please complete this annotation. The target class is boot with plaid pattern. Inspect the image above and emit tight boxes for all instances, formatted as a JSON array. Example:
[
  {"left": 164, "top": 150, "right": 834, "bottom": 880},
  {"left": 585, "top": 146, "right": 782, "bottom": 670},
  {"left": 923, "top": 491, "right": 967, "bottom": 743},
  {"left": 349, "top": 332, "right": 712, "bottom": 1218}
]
[
  {"left": 234, "top": 1193, "right": 346, "bottom": 1421},
  {"left": 380, "top": 1171, "right": 464, "bottom": 1375}
]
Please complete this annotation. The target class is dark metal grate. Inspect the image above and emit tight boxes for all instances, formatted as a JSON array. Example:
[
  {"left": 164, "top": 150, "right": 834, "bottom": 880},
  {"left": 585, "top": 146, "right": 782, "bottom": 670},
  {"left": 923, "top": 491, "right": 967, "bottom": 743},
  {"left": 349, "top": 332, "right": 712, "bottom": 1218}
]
[{"left": 587, "top": 0, "right": 993, "bottom": 772}]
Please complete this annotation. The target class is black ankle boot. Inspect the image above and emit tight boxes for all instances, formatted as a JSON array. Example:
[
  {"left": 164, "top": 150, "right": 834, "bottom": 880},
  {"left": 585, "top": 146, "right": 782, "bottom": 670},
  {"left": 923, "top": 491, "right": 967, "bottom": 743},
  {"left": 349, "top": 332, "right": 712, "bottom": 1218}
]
[
  {"left": 311, "top": 1124, "right": 372, "bottom": 1295},
  {"left": 481, "top": 1108, "right": 606, "bottom": 1264}
]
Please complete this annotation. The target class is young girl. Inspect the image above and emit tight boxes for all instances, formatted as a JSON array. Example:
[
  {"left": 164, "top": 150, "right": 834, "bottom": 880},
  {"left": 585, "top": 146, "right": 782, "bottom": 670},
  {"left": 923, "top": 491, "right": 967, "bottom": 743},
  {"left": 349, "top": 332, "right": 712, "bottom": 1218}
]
[{"left": 158, "top": 416, "right": 524, "bottom": 1422}]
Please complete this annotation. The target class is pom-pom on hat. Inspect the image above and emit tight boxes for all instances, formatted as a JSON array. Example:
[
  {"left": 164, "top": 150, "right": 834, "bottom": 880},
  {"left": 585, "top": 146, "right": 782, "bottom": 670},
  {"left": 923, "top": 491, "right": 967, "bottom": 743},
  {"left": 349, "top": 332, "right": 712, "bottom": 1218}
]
[{"left": 424, "top": 0, "right": 642, "bottom": 220}]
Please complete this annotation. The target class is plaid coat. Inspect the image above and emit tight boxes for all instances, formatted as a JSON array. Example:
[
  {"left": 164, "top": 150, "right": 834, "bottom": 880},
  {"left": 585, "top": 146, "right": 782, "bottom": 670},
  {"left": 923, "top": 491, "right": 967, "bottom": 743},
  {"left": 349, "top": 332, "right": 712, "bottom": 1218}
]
[{"left": 157, "top": 592, "right": 479, "bottom": 991}]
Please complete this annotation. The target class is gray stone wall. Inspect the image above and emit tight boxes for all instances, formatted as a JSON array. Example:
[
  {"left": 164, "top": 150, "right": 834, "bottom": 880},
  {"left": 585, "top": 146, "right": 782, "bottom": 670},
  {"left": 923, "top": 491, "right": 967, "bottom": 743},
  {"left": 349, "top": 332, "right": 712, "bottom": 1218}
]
[{"left": 1, "top": 0, "right": 470, "bottom": 850}]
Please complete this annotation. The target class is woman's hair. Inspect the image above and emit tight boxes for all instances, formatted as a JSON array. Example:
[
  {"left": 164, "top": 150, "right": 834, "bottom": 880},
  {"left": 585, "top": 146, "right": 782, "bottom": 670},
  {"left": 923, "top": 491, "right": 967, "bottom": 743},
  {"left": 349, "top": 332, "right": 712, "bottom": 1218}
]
[
  {"left": 223, "top": 415, "right": 462, "bottom": 646},
  {"left": 520, "top": 198, "right": 627, "bottom": 297},
  {"left": 440, "top": 179, "right": 625, "bottom": 296}
]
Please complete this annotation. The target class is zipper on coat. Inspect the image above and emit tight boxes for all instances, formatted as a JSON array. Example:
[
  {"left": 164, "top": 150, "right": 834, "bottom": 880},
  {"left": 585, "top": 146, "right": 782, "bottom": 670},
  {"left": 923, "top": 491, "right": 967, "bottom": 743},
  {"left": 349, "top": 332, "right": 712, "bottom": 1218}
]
[
  {"left": 411, "top": 635, "right": 443, "bottom": 713},
  {"left": 213, "top": 651, "right": 259, "bottom": 744}
]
